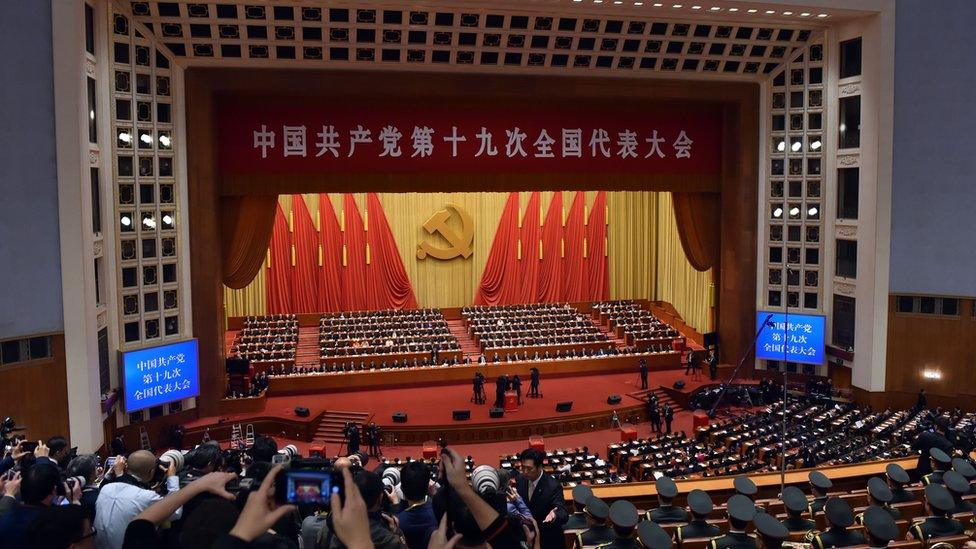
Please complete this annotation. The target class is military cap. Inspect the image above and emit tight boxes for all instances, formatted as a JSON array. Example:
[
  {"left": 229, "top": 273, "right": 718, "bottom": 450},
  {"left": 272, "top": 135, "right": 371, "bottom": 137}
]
[
  {"left": 734, "top": 475, "right": 758, "bottom": 496},
  {"left": 610, "top": 499, "right": 640, "bottom": 529},
  {"left": 573, "top": 484, "right": 594, "bottom": 505},
  {"left": 585, "top": 495, "right": 611, "bottom": 520},
  {"left": 656, "top": 475, "right": 678, "bottom": 498},
  {"left": 727, "top": 494, "right": 757, "bottom": 522},
  {"left": 886, "top": 463, "right": 911, "bottom": 484},
  {"left": 863, "top": 506, "right": 899, "bottom": 543},
  {"left": 824, "top": 497, "right": 855, "bottom": 528},
  {"left": 868, "top": 477, "right": 893, "bottom": 503},
  {"left": 929, "top": 447, "right": 951, "bottom": 466},
  {"left": 952, "top": 457, "right": 976, "bottom": 480},
  {"left": 782, "top": 486, "right": 809, "bottom": 512},
  {"left": 637, "top": 520, "right": 673, "bottom": 549},
  {"left": 943, "top": 470, "right": 969, "bottom": 495},
  {"left": 688, "top": 489, "right": 714, "bottom": 516},
  {"left": 754, "top": 512, "right": 789, "bottom": 541},
  {"left": 924, "top": 483, "right": 955, "bottom": 513},
  {"left": 809, "top": 471, "right": 833, "bottom": 491}
]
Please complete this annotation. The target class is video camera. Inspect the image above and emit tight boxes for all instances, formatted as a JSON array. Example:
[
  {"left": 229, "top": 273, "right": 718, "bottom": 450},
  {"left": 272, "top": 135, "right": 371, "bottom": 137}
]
[{"left": 0, "top": 417, "right": 25, "bottom": 448}]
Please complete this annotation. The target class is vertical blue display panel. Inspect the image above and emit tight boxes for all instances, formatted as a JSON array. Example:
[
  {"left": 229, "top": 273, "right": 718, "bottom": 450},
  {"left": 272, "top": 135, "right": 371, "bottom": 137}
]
[
  {"left": 755, "top": 312, "right": 826, "bottom": 365},
  {"left": 122, "top": 339, "right": 200, "bottom": 413}
]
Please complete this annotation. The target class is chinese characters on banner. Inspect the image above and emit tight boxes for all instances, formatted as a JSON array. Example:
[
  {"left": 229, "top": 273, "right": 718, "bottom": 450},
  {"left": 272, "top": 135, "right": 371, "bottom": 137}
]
[
  {"left": 755, "top": 312, "right": 826, "bottom": 365},
  {"left": 123, "top": 339, "right": 200, "bottom": 413},
  {"left": 217, "top": 98, "right": 722, "bottom": 175}
]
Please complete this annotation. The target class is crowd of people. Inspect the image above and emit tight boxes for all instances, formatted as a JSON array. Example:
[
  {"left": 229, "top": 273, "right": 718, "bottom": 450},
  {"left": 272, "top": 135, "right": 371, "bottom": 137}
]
[
  {"left": 596, "top": 301, "right": 682, "bottom": 350},
  {"left": 318, "top": 309, "right": 460, "bottom": 360},
  {"left": 462, "top": 303, "right": 610, "bottom": 351},
  {"left": 229, "top": 315, "right": 300, "bottom": 363}
]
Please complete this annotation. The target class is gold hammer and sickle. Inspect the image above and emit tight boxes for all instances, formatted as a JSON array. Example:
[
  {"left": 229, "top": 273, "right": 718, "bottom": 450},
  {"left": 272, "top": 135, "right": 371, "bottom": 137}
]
[{"left": 417, "top": 203, "right": 474, "bottom": 260}]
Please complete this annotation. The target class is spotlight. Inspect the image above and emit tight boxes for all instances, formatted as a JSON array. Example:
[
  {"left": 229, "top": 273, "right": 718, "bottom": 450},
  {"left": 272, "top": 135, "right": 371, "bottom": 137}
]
[
  {"left": 118, "top": 131, "right": 132, "bottom": 144},
  {"left": 140, "top": 133, "right": 153, "bottom": 145},
  {"left": 922, "top": 370, "right": 942, "bottom": 380},
  {"left": 789, "top": 207, "right": 800, "bottom": 216},
  {"left": 159, "top": 134, "right": 171, "bottom": 147},
  {"left": 120, "top": 215, "right": 132, "bottom": 227},
  {"left": 162, "top": 214, "right": 173, "bottom": 226},
  {"left": 143, "top": 216, "right": 156, "bottom": 229},
  {"left": 807, "top": 207, "right": 819, "bottom": 216},
  {"left": 772, "top": 207, "right": 783, "bottom": 218},
  {"left": 790, "top": 141, "right": 802, "bottom": 152},
  {"left": 810, "top": 140, "right": 822, "bottom": 150},
  {"left": 777, "top": 140, "right": 785, "bottom": 152}
]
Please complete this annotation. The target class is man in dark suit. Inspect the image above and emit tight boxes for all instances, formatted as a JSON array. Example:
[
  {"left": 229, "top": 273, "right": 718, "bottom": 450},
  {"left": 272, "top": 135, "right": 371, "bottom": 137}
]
[
  {"left": 530, "top": 367, "right": 541, "bottom": 397},
  {"left": 913, "top": 417, "right": 954, "bottom": 480},
  {"left": 516, "top": 448, "right": 568, "bottom": 549},
  {"left": 649, "top": 404, "right": 662, "bottom": 434},
  {"left": 495, "top": 375, "right": 508, "bottom": 408},
  {"left": 639, "top": 358, "right": 648, "bottom": 390},
  {"left": 513, "top": 375, "right": 523, "bottom": 405},
  {"left": 708, "top": 350, "right": 719, "bottom": 381},
  {"left": 663, "top": 405, "right": 674, "bottom": 434}
]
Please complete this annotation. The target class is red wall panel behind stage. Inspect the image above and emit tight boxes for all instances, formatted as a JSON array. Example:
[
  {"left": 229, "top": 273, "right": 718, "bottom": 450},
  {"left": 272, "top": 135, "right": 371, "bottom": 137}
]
[{"left": 216, "top": 97, "right": 722, "bottom": 177}]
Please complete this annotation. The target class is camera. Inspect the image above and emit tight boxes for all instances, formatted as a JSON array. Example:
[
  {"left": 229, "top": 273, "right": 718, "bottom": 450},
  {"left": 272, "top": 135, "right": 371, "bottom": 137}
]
[
  {"left": 56, "top": 475, "right": 87, "bottom": 497},
  {"left": 273, "top": 457, "right": 343, "bottom": 506},
  {"left": 271, "top": 444, "right": 299, "bottom": 465}
]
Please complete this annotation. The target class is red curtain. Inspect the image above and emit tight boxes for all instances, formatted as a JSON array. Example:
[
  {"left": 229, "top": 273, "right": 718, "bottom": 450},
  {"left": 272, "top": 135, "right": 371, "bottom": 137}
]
[
  {"left": 341, "top": 194, "right": 369, "bottom": 311},
  {"left": 672, "top": 192, "right": 721, "bottom": 271},
  {"left": 266, "top": 203, "right": 293, "bottom": 314},
  {"left": 474, "top": 192, "right": 521, "bottom": 306},
  {"left": 220, "top": 196, "right": 277, "bottom": 289},
  {"left": 537, "top": 191, "right": 564, "bottom": 303},
  {"left": 365, "top": 193, "right": 418, "bottom": 310},
  {"left": 290, "top": 195, "right": 318, "bottom": 313},
  {"left": 562, "top": 192, "right": 586, "bottom": 302},
  {"left": 586, "top": 191, "right": 610, "bottom": 301},
  {"left": 518, "top": 192, "right": 541, "bottom": 304},
  {"left": 317, "top": 194, "right": 344, "bottom": 312}
]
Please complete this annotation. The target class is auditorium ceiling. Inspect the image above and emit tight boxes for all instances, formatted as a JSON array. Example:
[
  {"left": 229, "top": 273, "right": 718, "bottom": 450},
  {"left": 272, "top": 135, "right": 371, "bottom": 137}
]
[{"left": 121, "top": 0, "right": 878, "bottom": 81}]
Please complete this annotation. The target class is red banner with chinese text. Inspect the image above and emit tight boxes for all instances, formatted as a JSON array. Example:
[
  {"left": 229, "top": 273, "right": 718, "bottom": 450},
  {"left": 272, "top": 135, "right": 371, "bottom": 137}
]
[{"left": 217, "top": 97, "right": 722, "bottom": 175}]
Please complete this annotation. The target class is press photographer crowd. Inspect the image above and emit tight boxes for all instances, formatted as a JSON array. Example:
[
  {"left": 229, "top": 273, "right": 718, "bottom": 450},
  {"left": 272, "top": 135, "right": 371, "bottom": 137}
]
[{"left": 3, "top": 404, "right": 976, "bottom": 549}]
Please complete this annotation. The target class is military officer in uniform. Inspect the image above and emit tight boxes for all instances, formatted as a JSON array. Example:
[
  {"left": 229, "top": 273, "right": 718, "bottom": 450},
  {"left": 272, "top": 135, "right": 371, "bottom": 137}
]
[
  {"left": 862, "top": 506, "right": 900, "bottom": 549},
  {"left": 637, "top": 520, "right": 672, "bottom": 549},
  {"left": 576, "top": 496, "right": 614, "bottom": 547},
  {"left": 566, "top": 484, "right": 594, "bottom": 530},
  {"left": 753, "top": 512, "right": 790, "bottom": 549},
  {"left": 734, "top": 476, "right": 759, "bottom": 502},
  {"left": 648, "top": 476, "right": 690, "bottom": 524},
  {"left": 907, "top": 484, "right": 965, "bottom": 541},
  {"left": 677, "top": 490, "right": 721, "bottom": 543},
  {"left": 942, "top": 470, "right": 976, "bottom": 514},
  {"left": 595, "top": 499, "right": 641, "bottom": 548},
  {"left": 856, "top": 477, "right": 901, "bottom": 524},
  {"left": 885, "top": 463, "right": 915, "bottom": 504},
  {"left": 921, "top": 447, "right": 951, "bottom": 486},
  {"left": 810, "top": 497, "right": 865, "bottom": 549},
  {"left": 708, "top": 495, "right": 758, "bottom": 549},
  {"left": 951, "top": 457, "right": 976, "bottom": 495},
  {"left": 808, "top": 471, "right": 833, "bottom": 514},
  {"left": 781, "top": 486, "right": 816, "bottom": 534}
]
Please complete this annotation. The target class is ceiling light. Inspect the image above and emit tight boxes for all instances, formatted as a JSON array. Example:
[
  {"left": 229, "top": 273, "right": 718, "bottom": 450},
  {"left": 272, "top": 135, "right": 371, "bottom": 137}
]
[
  {"left": 791, "top": 141, "right": 802, "bottom": 152},
  {"left": 800, "top": 12, "right": 811, "bottom": 16},
  {"left": 789, "top": 206, "right": 800, "bottom": 216},
  {"left": 808, "top": 207, "right": 819, "bottom": 216},
  {"left": 140, "top": 133, "right": 153, "bottom": 144},
  {"left": 839, "top": 123, "right": 847, "bottom": 132},
  {"left": 772, "top": 207, "right": 783, "bottom": 218},
  {"left": 691, "top": 5, "right": 701, "bottom": 9},
  {"left": 783, "top": 11, "right": 793, "bottom": 15},
  {"left": 143, "top": 216, "right": 156, "bottom": 229},
  {"left": 777, "top": 140, "right": 785, "bottom": 152},
  {"left": 765, "top": 10, "right": 775, "bottom": 14},
  {"left": 810, "top": 139, "right": 822, "bottom": 150},
  {"left": 672, "top": 3, "right": 682, "bottom": 7},
  {"left": 747, "top": 8, "right": 757, "bottom": 13},
  {"left": 614, "top": 1, "right": 623, "bottom": 4},
  {"left": 653, "top": 2, "right": 664, "bottom": 6},
  {"left": 817, "top": 13, "right": 828, "bottom": 18},
  {"left": 118, "top": 131, "right": 132, "bottom": 144},
  {"left": 922, "top": 369, "right": 942, "bottom": 380},
  {"left": 159, "top": 134, "right": 171, "bottom": 147},
  {"left": 89, "top": 110, "right": 95, "bottom": 120},
  {"left": 710, "top": 6, "right": 721, "bottom": 11},
  {"left": 634, "top": 1, "right": 644, "bottom": 4},
  {"left": 120, "top": 215, "right": 132, "bottom": 227},
  {"left": 162, "top": 214, "right": 173, "bottom": 225},
  {"left": 728, "top": 7, "right": 739, "bottom": 12}
]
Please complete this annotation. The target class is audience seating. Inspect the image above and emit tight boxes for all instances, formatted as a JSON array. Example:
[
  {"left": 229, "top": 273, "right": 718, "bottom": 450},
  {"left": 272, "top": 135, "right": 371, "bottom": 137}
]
[
  {"left": 228, "top": 314, "right": 298, "bottom": 363},
  {"left": 461, "top": 303, "right": 611, "bottom": 356}
]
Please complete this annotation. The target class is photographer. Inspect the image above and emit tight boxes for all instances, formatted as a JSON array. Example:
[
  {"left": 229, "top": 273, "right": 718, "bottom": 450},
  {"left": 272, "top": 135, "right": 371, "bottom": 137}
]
[
  {"left": 95, "top": 450, "right": 181, "bottom": 549},
  {"left": 316, "top": 469, "right": 406, "bottom": 548},
  {"left": 0, "top": 460, "right": 81, "bottom": 549},
  {"left": 66, "top": 454, "right": 103, "bottom": 522},
  {"left": 395, "top": 462, "right": 437, "bottom": 549}
]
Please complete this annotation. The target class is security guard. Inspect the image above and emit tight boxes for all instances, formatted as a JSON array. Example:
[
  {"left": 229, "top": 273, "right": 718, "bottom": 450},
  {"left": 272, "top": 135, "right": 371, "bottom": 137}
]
[
  {"left": 753, "top": 512, "right": 789, "bottom": 549},
  {"left": 677, "top": 490, "right": 721, "bottom": 543},
  {"left": 908, "top": 484, "right": 965, "bottom": 541},
  {"left": 862, "top": 506, "right": 900, "bottom": 549},
  {"left": 855, "top": 477, "right": 901, "bottom": 524},
  {"left": 951, "top": 457, "right": 976, "bottom": 495},
  {"left": 808, "top": 471, "right": 832, "bottom": 514},
  {"left": 595, "top": 500, "right": 641, "bottom": 549},
  {"left": 810, "top": 497, "right": 865, "bottom": 549},
  {"left": 648, "top": 476, "right": 690, "bottom": 524},
  {"left": 941, "top": 470, "right": 976, "bottom": 514},
  {"left": 708, "top": 495, "right": 758, "bottom": 549},
  {"left": 781, "top": 486, "right": 816, "bottom": 534},
  {"left": 577, "top": 496, "right": 615, "bottom": 547},
  {"left": 637, "top": 520, "right": 673, "bottom": 549},
  {"left": 921, "top": 447, "right": 952, "bottom": 486},
  {"left": 885, "top": 463, "right": 914, "bottom": 504},
  {"left": 566, "top": 484, "right": 595, "bottom": 530}
]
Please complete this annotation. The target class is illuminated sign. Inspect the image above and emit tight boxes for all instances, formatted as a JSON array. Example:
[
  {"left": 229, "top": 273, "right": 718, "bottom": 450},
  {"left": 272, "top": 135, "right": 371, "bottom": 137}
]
[
  {"left": 755, "top": 312, "right": 825, "bottom": 365},
  {"left": 122, "top": 339, "right": 200, "bottom": 413}
]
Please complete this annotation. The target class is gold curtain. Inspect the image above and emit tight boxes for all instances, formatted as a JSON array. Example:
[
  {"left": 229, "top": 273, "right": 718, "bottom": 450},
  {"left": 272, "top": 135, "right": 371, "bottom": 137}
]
[
  {"left": 655, "top": 192, "right": 713, "bottom": 332},
  {"left": 223, "top": 191, "right": 712, "bottom": 331}
]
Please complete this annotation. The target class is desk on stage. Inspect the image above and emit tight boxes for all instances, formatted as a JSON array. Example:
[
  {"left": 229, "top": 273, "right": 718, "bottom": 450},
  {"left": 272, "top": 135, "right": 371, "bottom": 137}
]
[{"left": 482, "top": 341, "right": 615, "bottom": 359}]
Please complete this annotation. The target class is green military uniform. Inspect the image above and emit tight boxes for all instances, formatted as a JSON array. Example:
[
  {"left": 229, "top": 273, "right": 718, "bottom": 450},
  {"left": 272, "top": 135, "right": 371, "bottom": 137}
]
[
  {"left": 579, "top": 525, "right": 615, "bottom": 547},
  {"left": 709, "top": 496, "right": 758, "bottom": 549},
  {"left": 595, "top": 498, "right": 641, "bottom": 549},
  {"left": 810, "top": 497, "right": 865, "bottom": 549},
  {"left": 649, "top": 476, "right": 690, "bottom": 524},
  {"left": 909, "top": 484, "right": 964, "bottom": 541},
  {"left": 577, "top": 495, "right": 614, "bottom": 548},
  {"left": 679, "top": 490, "right": 720, "bottom": 541}
]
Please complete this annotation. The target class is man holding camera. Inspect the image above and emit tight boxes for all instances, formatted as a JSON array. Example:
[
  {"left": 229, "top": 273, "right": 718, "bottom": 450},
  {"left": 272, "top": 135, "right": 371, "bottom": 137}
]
[{"left": 94, "top": 450, "right": 181, "bottom": 549}]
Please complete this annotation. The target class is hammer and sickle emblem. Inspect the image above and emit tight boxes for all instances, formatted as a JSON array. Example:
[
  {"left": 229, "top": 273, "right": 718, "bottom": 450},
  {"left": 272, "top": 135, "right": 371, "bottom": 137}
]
[{"left": 417, "top": 203, "right": 474, "bottom": 260}]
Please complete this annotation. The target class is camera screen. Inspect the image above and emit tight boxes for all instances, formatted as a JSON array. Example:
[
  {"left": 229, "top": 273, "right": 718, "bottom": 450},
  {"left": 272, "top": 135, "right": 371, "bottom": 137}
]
[{"left": 283, "top": 470, "right": 337, "bottom": 504}]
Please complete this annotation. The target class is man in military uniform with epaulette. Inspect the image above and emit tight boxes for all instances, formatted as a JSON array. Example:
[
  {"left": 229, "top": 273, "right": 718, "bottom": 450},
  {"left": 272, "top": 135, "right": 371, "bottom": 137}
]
[
  {"left": 862, "top": 506, "right": 900, "bottom": 549},
  {"left": 576, "top": 496, "right": 614, "bottom": 547},
  {"left": 951, "top": 457, "right": 976, "bottom": 495},
  {"left": 809, "top": 497, "right": 865, "bottom": 549},
  {"left": 781, "top": 486, "right": 817, "bottom": 534},
  {"left": 566, "top": 484, "right": 594, "bottom": 530},
  {"left": 807, "top": 471, "right": 832, "bottom": 514},
  {"left": 648, "top": 476, "right": 690, "bottom": 524},
  {"left": 941, "top": 470, "right": 976, "bottom": 514},
  {"left": 921, "top": 447, "right": 952, "bottom": 486},
  {"left": 908, "top": 484, "right": 965, "bottom": 541},
  {"left": 754, "top": 512, "right": 792, "bottom": 549},
  {"left": 709, "top": 495, "right": 758, "bottom": 549},
  {"left": 594, "top": 499, "right": 641, "bottom": 549},
  {"left": 637, "top": 520, "right": 672, "bottom": 549},
  {"left": 856, "top": 477, "right": 901, "bottom": 524},
  {"left": 885, "top": 463, "right": 915, "bottom": 504},
  {"left": 677, "top": 490, "right": 721, "bottom": 544}
]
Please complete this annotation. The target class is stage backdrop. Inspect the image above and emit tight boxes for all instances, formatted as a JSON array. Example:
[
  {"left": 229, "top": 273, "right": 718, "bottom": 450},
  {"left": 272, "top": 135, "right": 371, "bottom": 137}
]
[{"left": 224, "top": 191, "right": 712, "bottom": 332}]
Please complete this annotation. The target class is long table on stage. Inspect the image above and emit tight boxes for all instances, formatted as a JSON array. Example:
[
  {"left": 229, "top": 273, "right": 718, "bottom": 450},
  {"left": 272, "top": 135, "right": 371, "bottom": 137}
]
[
  {"left": 481, "top": 341, "right": 614, "bottom": 359},
  {"left": 267, "top": 351, "right": 681, "bottom": 395},
  {"left": 319, "top": 350, "right": 462, "bottom": 366}
]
